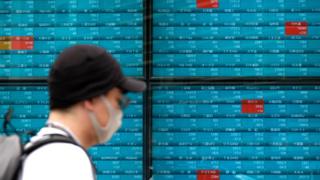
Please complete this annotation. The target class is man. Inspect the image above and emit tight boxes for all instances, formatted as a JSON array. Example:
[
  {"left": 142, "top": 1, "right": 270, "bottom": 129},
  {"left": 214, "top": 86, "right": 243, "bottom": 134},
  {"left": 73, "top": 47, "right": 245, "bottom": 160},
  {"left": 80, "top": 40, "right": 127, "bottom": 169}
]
[{"left": 19, "top": 45, "right": 146, "bottom": 180}]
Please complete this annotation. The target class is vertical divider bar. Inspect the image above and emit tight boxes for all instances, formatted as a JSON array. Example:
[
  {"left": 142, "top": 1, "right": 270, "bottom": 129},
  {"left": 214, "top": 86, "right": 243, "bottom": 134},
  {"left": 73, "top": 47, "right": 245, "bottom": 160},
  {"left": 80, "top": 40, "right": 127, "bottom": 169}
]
[{"left": 143, "top": 0, "right": 153, "bottom": 179}]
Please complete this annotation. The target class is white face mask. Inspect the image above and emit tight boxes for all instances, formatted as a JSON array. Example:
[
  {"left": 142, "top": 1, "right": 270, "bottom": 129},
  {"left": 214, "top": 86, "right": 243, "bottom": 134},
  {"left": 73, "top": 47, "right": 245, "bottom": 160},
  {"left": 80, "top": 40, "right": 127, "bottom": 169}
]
[{"left": 88, "top": 96, "right": 123, "bottom": 144}]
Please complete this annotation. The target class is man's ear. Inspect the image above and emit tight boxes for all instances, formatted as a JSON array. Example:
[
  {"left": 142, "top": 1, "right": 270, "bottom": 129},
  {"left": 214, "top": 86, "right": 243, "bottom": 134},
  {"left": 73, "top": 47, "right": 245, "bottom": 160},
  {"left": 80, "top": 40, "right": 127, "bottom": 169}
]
[{"left": 83, "top": 98, "right": 95, "bottom": 111}]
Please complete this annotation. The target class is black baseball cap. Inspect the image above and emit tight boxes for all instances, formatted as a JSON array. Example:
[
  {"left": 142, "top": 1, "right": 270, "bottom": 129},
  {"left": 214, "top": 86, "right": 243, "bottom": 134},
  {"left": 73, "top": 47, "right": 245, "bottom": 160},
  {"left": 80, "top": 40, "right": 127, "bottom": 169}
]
[{"left": 48, "top": 44, "right": 146, "bottom": 109}]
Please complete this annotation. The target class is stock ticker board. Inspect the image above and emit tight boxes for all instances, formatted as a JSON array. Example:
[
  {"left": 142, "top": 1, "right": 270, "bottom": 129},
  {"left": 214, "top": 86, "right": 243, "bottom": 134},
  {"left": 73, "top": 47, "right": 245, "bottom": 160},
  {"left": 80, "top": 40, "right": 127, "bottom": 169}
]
[
  {"left": 153, "top": 0, "right": 320, "bottom": 77},
  {"left": 1, "top": 0, "right": 320, "bottom": 180},
  {"left": 152, "top": 85, "right": 320, "bottom": 179},
  {"left": 0, "top": 0, "right": 143, "bottom": 78},
  {"left": 0, "top": 85, "right": 144, "bottom": 180}
]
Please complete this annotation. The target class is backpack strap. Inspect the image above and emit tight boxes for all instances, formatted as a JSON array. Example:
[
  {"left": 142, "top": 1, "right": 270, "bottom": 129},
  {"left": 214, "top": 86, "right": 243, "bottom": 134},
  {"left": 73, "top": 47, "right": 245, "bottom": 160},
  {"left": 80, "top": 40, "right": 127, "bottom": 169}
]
[{"left": 23, "top": 134, "right": 77, "bottom": 155}]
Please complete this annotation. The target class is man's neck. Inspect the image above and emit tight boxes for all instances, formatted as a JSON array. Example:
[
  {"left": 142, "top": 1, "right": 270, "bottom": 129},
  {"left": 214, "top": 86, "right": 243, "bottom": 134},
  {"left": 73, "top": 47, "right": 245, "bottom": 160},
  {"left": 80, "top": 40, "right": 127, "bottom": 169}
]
[{"left": 48, "top": 110, "right": 96, "bottom": 149}]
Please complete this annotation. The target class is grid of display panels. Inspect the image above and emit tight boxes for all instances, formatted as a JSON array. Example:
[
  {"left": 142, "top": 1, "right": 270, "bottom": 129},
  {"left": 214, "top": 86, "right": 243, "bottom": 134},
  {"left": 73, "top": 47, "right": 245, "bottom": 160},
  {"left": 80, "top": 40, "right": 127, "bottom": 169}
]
[
  {"left": 152, "top": 84, "right": 320, "bottom": 179},
  {"left": 1, "top": 0, "right": 320, "bottom": 180},
  {"left": 0, "top": 84, "right": 144, "bottom": 180},
  {"left": 0, "top": 0, "right": 143, "bottom": 78},
  {"left": 153, "top": 0, "right": 320, "bottom": 77}
]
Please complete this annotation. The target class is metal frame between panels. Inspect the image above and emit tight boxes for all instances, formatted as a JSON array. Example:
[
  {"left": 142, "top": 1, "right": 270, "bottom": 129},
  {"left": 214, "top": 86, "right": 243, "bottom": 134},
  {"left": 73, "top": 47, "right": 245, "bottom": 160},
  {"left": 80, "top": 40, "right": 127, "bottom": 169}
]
[
  {"left": 0, "top": 79, "right": 47, "bottom": 83},
  {"left": 143, "top": 0, "right": 153, "bottom": 179},
  {"left": 151, "top": 80, "right": 320, "bottom": 86}
]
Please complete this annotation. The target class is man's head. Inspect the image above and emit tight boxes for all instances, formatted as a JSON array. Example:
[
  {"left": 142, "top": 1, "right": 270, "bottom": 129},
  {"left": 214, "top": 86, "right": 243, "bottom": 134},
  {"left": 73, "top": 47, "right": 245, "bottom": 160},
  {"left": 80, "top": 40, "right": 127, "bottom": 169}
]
[
  {"left": 48, "top": 45, "right": 145, "bottom": 146},
  {"left": 48, "top": 44, "right": 145, "bottom": 109}
]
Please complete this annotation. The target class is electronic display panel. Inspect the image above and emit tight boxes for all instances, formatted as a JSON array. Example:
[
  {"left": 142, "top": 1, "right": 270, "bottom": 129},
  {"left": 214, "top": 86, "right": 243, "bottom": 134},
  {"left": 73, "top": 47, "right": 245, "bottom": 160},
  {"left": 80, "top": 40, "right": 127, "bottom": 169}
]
[
  {"left": 152, "top": 84, "right": 320, "bottom": 179},
  {"left": 0, "top": 84, "right": 144, "bottom": 180},
  {"left": 0, "top": 0, "right": 143, "bottom": 78},
  {"left": 153, "top": 0, "right": 320, "bottom": 77}
]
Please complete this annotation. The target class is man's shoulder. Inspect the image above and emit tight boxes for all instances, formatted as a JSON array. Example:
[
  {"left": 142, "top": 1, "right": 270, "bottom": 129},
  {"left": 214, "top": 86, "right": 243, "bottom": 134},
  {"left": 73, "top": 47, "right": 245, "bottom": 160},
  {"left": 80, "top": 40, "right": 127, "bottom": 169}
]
[
  {"left": 26, "top": 142, "right": 89, "bottom": 162},
  {"left": 21, "top": 143, "right": 94, "bottom": 180}
]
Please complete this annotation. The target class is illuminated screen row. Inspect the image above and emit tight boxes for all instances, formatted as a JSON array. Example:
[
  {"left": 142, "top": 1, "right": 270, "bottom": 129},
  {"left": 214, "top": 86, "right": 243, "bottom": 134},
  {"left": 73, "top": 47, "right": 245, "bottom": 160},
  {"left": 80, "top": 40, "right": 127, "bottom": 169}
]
[
  {"left": 152, "top": 84, "right": 320, "bottom": 179},
  {"left": 0, "top": 0, "right": 320, "bottom": 78},
  {"left": 0, "top": 85, "right": 143, "bottom": 180},
  {"left": 1, "top": 84, "right": 319, "bottom": 180}
]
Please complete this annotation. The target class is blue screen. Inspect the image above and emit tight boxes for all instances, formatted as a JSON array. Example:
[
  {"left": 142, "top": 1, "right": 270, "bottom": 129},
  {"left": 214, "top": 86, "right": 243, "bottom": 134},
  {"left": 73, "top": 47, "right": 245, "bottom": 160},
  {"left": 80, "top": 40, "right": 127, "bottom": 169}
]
[
  {"left": 153, "top": 0, "right": 320, "bottom": 77},
  {"left": 152, "top": 84, "right": 320, "bottom": 179},
  {"left": 0, "top": 85, "right": 144, "bottom": 180},
  {"left": 1, "top": 0, "right": 320, "bottom": 179},
  {"left": 0, "top": 0, "right": 143, "bottom": 78}
]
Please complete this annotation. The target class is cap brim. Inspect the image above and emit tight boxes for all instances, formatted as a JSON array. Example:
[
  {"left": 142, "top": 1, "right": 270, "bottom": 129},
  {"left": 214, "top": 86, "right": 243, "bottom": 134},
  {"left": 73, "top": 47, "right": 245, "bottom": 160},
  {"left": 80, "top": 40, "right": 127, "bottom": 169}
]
[{"left": 119, "top": 77, "right": 146, "bottom": 92}]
